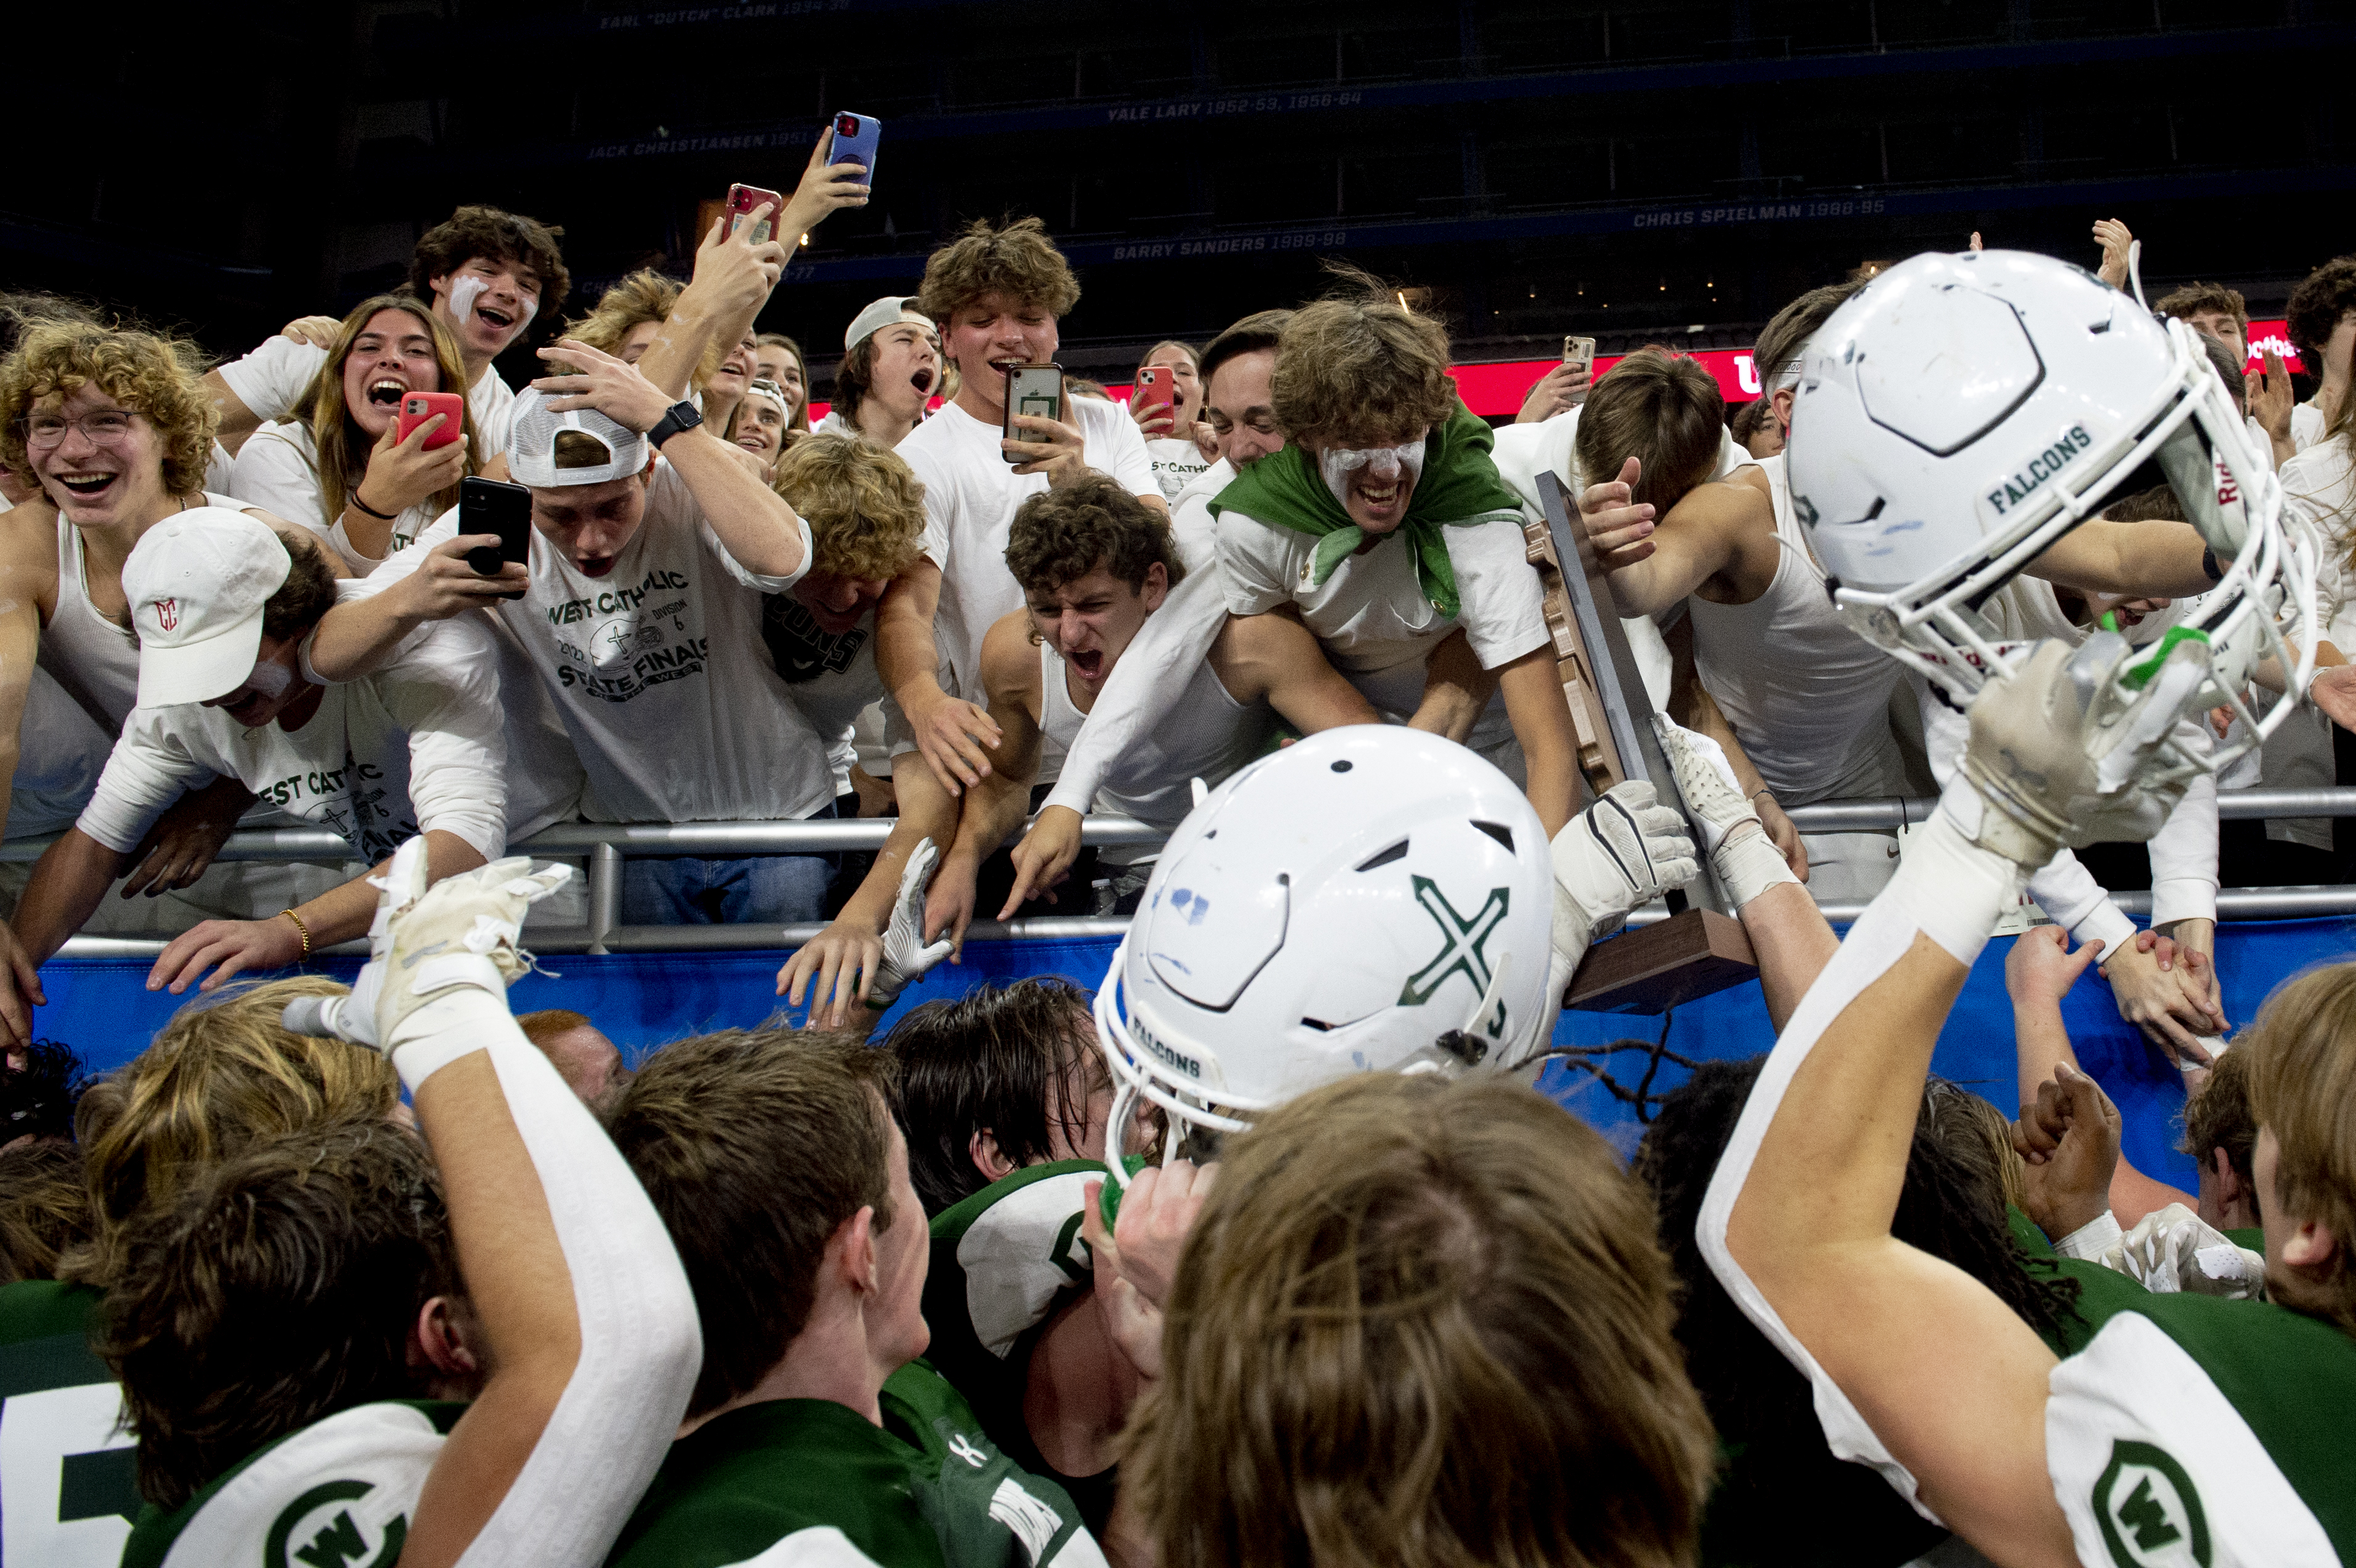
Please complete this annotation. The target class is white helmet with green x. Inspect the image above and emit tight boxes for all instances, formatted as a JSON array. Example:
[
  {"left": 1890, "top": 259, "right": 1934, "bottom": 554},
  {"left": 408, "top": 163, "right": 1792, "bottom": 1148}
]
[{"left": 1093, "top": 726, "right": 1555, "bottom": 1188}]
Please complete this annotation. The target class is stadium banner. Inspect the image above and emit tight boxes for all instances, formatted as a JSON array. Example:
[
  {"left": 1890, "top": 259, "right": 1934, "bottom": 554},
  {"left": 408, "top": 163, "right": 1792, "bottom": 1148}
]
[{"left": 43, "top": 910, "right": 2351, "bottom": 1187}]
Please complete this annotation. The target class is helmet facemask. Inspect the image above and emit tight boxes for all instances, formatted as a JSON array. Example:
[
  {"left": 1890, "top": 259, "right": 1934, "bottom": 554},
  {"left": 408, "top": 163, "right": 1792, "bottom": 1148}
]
[{"left": 1821, "top": 314, "right": 2317, "bottom": 777}]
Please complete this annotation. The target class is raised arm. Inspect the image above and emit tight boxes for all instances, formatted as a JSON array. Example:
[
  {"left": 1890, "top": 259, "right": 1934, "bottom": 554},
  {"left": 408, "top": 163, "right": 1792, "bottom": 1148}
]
[
  {"left": 1574, "top": 458, "right": 1768, "bottom": 619},
  {"left": 1699, "top": 637, "right": 2201, "bottom": 1565},
  {"left": 292, "top": 842, "right": 700, "bottom": 1568},
  {"left": 2025, "top": 516, "right": 2213, "bottom": 598}
]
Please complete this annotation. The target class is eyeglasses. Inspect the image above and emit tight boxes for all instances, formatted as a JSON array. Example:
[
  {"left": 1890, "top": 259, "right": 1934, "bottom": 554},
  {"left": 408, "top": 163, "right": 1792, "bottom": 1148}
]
[{"left": 22, "top": 410, "right": 143, "bottom": 450}]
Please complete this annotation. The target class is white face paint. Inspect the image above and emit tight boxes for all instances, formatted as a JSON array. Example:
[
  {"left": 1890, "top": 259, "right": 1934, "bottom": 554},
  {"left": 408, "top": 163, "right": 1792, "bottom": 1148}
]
[
  {"left": 1320, "top": 439, "right": 1426, "bottom": 510},
  {"left": 243, "top": 656, "right": 294, "bottom": 701},
  {"left": 448, "top": 274, "right": 489, "bottom": 324}
]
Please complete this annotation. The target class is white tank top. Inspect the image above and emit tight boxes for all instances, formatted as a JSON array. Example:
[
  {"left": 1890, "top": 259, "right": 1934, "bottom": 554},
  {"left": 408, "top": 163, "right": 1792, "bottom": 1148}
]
[
  {"left": 1688, "top": 456, "right": 1904, "bottom": 804},
  {"left": 1038, "top": 636, "right": 1269, "bottom": 830}
]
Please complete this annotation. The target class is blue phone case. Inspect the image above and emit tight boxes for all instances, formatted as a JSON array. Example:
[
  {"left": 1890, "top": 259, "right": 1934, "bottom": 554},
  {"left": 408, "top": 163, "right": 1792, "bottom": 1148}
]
[{"left": 830, "top": 112, "right": 881, "bottom": 186}]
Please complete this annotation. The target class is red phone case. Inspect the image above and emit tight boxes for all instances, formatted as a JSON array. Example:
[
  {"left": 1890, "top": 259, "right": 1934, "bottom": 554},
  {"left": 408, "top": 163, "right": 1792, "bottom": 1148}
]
[
  {"left": 1135, "top": 366, "right": 1176, "bottom": 420},
  {"left": 396, "top": 392, "right": 464, "bottom": 450},
  {"left": 727, "top": 183, "right": 785, "bottom": 244}
]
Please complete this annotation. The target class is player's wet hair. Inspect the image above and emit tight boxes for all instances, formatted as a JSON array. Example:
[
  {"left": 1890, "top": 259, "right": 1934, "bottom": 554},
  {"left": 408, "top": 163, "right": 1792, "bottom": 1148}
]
[
  {"left": 603, "top": 1028, "right": 898, "bottom": 1416},
  {"left": 98, "top": 1116, "right": 452, "bottom": 1509},
  {"left": 1637, "top": 1058, "right": 2081, "bottom": 1557},
  {"left": 2182, "top": 1044, "right": 2259, "bottom": 1215},
  {"left": 1573, "top": 347, "right": 1725, "bottom": 513},
  {"left": 886, "top": 976, "right": 1111, "bottom": 1214},
  {"left": 1128, "top": 1072, "right": 1716, "bottom": 1568}
]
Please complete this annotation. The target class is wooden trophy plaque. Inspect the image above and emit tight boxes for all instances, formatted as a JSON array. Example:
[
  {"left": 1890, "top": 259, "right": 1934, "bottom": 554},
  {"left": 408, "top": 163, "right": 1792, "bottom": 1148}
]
[{"left": 1527, "top": 471, "right": 1757, "bottom": 1014}]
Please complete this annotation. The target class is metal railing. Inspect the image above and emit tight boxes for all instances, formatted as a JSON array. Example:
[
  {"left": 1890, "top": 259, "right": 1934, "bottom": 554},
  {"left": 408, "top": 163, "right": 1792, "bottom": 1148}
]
[{"left": 36, "top": 788, "right": 2356, "bottom": 959}]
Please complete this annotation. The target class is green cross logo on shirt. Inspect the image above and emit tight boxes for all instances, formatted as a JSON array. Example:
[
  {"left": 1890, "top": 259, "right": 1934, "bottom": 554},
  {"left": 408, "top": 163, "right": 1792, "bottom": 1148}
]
[
  {"left": 2094, "top": 1440, "right": 2210, "bottom": 1567},
  {"left": 1399, "top": 877, "right": 1510, "bottom": 1018}
]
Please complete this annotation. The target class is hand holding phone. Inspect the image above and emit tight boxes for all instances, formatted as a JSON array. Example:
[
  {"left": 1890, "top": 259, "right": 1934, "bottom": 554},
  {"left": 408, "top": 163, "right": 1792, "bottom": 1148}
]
[
  {"left": 1002, "top": 364, "right": 1066, "bottom": 466},
  {"left": 1563, "top": 336, "right": 1597, "bottom": 407},
  {"left": 395, "top": 392, "right": 465, "bottom": 451},
  {"left": 725, "top": 183, "right": 785, "bottom": 245},
  {"left": 829, "top": 112, "right": 882, "bottom": 184},
  {"left": 460, "top": 475, "right": 533, "bottom": 591},
  {"left": 1131, "top": 366, "right": 1176, "bottom": 436}
]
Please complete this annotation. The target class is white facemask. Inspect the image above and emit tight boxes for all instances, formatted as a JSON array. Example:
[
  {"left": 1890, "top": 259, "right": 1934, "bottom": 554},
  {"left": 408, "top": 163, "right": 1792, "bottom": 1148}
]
[{"left": 1320, "top": 438, "right": 1427, "bottom": 511}]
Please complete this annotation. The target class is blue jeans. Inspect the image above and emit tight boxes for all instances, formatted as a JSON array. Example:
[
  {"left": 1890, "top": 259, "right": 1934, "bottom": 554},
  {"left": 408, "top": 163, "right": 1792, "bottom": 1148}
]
[
  {"left": 620, "top": 852, "right": 834, "bottom": 925},
  {"left": 618, "top": 803, "right": 839, "bottom": 925}
]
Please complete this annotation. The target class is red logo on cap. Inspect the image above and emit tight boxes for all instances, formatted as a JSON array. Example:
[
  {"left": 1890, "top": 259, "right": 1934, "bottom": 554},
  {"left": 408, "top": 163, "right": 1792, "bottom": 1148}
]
[{"left": 155, "top": 598, "right": 179, "bottom": 632}]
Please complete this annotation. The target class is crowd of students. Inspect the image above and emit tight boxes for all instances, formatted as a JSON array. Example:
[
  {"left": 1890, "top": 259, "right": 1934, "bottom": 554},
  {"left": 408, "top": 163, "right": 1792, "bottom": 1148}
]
[{"left": 1, "top": 120, "right": 2354, "bottom": 1564}]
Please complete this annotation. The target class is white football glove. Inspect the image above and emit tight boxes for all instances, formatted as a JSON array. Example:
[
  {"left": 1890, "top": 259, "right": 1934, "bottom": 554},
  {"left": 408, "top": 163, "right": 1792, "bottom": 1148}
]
[
  {"left": 1653, "top": 716, "right": 1798, "bottom": 910},
  {"left": 1550, "top": 779, "right": 1698, "bottom": 962},
  {"left": 1953, "top": 634, "right": 2202, "bottom": 872},
  {"left": 2099, "top": 1203, "right": 2267, "bottom": 1300},
  {"left": 864, "top": 837, "right": 955, "bottom": 1010},
  {"left": 283, "top": 838, "right": 571, "bottom": 1066}
]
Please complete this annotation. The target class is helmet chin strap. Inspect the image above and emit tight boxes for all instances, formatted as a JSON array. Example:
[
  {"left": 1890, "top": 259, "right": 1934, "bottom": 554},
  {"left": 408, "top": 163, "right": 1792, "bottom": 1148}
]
[{"left": 1435, "top": 951, "right": 1516, "bottom": 1068}]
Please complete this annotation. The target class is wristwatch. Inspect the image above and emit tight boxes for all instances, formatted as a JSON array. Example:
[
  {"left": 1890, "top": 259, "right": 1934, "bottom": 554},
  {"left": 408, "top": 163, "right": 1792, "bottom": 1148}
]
[{"left": 647, "top": 399, "right": 703, "bottom": 449}]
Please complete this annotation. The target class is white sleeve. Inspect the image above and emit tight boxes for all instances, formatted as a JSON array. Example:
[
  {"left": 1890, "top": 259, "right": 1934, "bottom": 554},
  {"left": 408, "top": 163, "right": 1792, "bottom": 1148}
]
[
  {"left": 1916, "top": 674, "right": 2138, "bottom": 952},
  {"left": 1696, "top": 798, "right": 2030, "bottom": 1524},
  {"left": 73, "top": 712, "right": 210, "bottom": 854},
  {"left": 1042, "top": 567, "right": 1230, "bottom": 819},
  {"left": 901, "top": 435, "right": 957, "bottom": 573},
  {"left": 652, "top": 460, "right": 814, "bottom": 593},
  {"left": 2146, "top": 764, "right": 2219, "bottom": 927},
  {"left": 384, "top": 628, "right": 510, "bottom": 859},
  {"left": 225, "top": 424, "right": 331, "bottom": 537},
  {"left": 1443, "top": 514, "right": 1551, "bottom": 669},
  {"left": 213, "top": 337, "right": 329, "bottom": 423},
  {"left": 394, "top": 991, "right": 701, "bottom": 1568},
  {"left": 1090, "top": 400, "right": 1159, "bottom": 498},
  {"left": 1213, "top": 512, "right": 1297, "bottom": 616}
]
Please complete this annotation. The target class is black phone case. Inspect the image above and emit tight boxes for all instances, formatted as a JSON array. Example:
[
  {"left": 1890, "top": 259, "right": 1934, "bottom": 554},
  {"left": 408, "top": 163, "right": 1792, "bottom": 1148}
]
[{"left": 460, "top": 477, "right": 532, "bottom": 585}]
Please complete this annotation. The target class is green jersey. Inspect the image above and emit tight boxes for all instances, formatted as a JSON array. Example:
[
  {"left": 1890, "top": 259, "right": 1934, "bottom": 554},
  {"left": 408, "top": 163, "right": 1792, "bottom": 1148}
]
[
  {"left": 0, "top": 1278, "right": 140, "bottom": 1567},
  {"left": 923, "top": 1162, "right": 1117, "bottom": 1530},
  {"left": 2048, "top": 1293, "right": 2356, "bottom": 1566},
  {"left": 606, "top": 1361, "right": 1108, "bottom": 1568},
  {"left": 118, "top": 1399, "right": 465, "bottom": 1568}
]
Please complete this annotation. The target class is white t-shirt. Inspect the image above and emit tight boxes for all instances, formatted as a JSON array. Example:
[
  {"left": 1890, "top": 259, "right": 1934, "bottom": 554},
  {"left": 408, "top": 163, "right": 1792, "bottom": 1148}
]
[
  {"left": 214, "top": 337, "right": 516, "bottom": 468},
  {"left": 1165, "top": 456, "right": 1232, "bottom": 574},
  {"left": 1145, "top": 436, "right": 1212, "bottom": 502},
  {"left": 1213, "top": 508, "right": 1548, "bottom": 675},
  {"left": 227, "top": 420, "right": 440, "bottom": 567},
  {"left": 376, "top": 463, "right": 829, "bottom": 825},
  {"left": 2283, "top": 435, "right": 2356, "bottom": 649},
  {"left": 897, "top": 398, "right": 1156, "bottom": 703},
  {"left": 76, "top": 584, "right": 507, "bottom": 862},
  {"left": 2291, "top": 400, "right": 2328, "bottom": 453}
]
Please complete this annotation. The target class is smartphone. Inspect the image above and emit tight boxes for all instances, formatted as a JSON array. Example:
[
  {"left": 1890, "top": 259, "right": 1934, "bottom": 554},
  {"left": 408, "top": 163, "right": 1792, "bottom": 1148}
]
[
  {"left": 1563, "top": 336, "right": 1597, "bottom": 406},
  {"left": 395, "top": 391, "right": 464, "bottom": 450},
  {"left": 1133, "top": 365, "right": 1176, "bottom": 429},
  {"left": 830, "top": 112, "right": 882, "bottom": 185},
  {"left": 460, "top": 475, "right": 532, "bottom": 586},
  {"left": 1002, "top": 363, "right": 1064, "bottom": 463},
  {"left": 725, "top": 183, "right": 785, "bottom": 244}
]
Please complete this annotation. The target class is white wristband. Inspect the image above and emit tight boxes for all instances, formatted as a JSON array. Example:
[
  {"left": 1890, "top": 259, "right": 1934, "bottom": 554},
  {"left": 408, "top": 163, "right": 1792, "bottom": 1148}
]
[
  {"left": 1884, "top": 807, "right": 2027, "bottom": 967},
  {"left": 2052, "top": 1210, "right": 2125, "bottom": 1261}
]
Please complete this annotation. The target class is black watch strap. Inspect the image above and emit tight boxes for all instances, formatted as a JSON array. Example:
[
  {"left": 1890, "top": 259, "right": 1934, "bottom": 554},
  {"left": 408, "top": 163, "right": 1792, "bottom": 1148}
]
[
  {"left": 647, "top": 399, "right": 704, "bottom": 449},
  {"left": 2201, "top": 543, "right": 2222, "bottom": 584}
]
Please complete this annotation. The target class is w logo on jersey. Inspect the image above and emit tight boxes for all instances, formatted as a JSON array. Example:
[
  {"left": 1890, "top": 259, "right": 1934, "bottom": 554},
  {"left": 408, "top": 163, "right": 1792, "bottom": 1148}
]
[
  {"left": 266, "top": 1479, "right": 407, "bottom": 1568},
  {"left": 2093, "top": 1440, "right": 2209, "bottom": 1567},
  {"left": 1399, "top": 877, "right": 1509, "bottom": 1025}
]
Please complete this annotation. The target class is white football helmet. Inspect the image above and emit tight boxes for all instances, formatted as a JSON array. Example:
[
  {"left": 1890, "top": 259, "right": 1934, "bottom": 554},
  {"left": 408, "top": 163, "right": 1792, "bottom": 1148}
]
[
  {"left": 1788, "top": 249, "right": 2317, "bottom": 772},
  {"left": 1094, "top": 726, "right": 1553, "bottom": 1189}
]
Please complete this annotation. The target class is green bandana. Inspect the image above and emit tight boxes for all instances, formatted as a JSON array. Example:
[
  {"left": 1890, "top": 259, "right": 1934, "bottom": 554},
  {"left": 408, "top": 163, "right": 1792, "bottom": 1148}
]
[{"left": 1207, "top": 401, "right": 1524, "bottom": 620}]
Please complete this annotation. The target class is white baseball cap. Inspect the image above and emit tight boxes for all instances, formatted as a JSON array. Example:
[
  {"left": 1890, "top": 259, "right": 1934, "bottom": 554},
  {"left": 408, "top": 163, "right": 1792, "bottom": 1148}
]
[
  {"left": 123, "top": 508, "right": 292, "bottom": 709},
  {"left": 508, "top": 386, "right": 652, "bottom": 488},
  {"left": 844, "top": 295, "right": 932, "bottom": 353}
]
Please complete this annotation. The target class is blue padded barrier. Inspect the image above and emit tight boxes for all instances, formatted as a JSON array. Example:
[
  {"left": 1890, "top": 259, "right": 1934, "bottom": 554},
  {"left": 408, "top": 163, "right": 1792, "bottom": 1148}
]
[{"left": 39, "top": 918, "right": 2354, "bottom": 1190}]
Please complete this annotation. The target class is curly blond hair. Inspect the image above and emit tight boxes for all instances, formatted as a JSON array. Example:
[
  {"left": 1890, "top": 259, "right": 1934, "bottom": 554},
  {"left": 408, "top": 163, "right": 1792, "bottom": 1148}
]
[
  {"left": 0, "top": 321, "right": 218, "bottom": 497},
  {"left": 915, "top": 217, "right": 1080, "bottom": 324},
  {"left": 1271, "top": 276, "right": 1458, "bottom": 450},
  {"left": 771, "top": 433, "right": 928, "bottom": 582}
]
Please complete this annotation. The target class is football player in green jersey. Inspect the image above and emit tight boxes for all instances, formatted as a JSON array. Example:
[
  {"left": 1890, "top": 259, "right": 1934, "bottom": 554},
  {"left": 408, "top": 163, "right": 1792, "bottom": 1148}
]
[
  {"left": 0, "top": 977, "right": 398, "bottom": 1568},
  {"left": 106, "top": 841, "right": 703, "bottom": 1568},
  {"left": 603, "top": 1026, "right": 1116, "bottom": 1568}
]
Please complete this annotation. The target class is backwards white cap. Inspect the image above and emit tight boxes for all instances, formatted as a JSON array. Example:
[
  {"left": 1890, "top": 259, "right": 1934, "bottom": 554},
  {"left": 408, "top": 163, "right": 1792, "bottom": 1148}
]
[
  {"left": 123, "top": 508, "right": 292, "bottom": 708},
  {"left": 843, "top": 295, "right": 931, "bottom": 353},
  {"left": 507, "top": 386, "right": 652, "bottom": 488}
]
